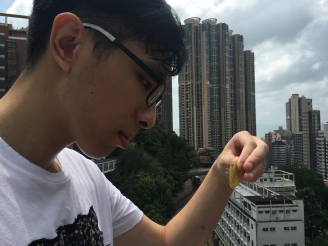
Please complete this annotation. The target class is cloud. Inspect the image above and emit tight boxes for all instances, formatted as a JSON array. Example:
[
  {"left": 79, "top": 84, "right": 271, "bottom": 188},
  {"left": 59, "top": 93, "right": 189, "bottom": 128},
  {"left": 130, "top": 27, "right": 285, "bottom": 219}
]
[
  {"left": 312, "top": 62, "right": 321, "bottom": 70},
  {"left": 5, "top": 0, "right": 32, "bottom": 28},
  {"left": 169, "top": 0, "right": 328, "bottom": 138}
]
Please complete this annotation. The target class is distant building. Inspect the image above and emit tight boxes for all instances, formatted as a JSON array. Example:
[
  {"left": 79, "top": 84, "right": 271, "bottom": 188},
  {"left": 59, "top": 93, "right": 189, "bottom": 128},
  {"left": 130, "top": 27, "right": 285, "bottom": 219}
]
[
  {"left": 286, "top": 94, "right": 321, "bottom": 170},
  {"left": 156, "top": 77, "right": 173, "bottom": 130},
  {"left": 316, "top": 124, "right": 328, "bottom": 179},
  {"left": 265, "top": 132, "right": 290, "bottom": 167},
  {"left": 213, "top": 170, "right": 305, "bottom": 246},
  {"left": 197, "top": 147, "right": 219, "bottom": 168},
  {"left": 244, "top": 50, "right": 256, "bottom": 136},
  {"left": 179, "top": 18, "right": 256, "bottom": 151},
  {"left": 274, "top": 126, "right": 293, "bottom": 144},
  {"left": 0, "top": 13, "right": 29, "bottom": 98}
]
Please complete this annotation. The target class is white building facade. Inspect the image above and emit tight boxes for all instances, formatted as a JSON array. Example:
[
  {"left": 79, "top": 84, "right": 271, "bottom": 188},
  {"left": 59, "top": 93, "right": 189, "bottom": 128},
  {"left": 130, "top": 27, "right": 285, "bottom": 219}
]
[{"left": 213, "top": 170, "right": 305, "bottom": 246}]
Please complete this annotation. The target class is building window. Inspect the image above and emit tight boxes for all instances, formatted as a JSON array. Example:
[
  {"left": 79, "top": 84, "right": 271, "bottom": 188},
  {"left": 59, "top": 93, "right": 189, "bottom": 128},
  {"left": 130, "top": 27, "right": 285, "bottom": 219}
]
[
  {"left": 7, "top": 41, "right": 16, "bottom": 47},
  {"left": 292, "top": 210, "right": 297, "bottom": 212},
  {"left": 7, "top": 51, "right": 16, "bottom": 59},
  {"left": 8, "top": 63, "right": 16, "bottom": 70},
  {"left": 291, "top": 244, "right": 297, "bottom": 246},
  {"left": 263, "top": 228, "right": 268, "bottom": 231},
  {"left": 265, "top": 211, "right": 270, "bottom": 213},
  {"left": 0, "top": 57, "right": 4, "bottom": 66},
  {"left": 251, "top": 224, "right": 253, "bottom": 229},
  {"left": 0, "top": 69, "right": 4, "bottom": 78},
  {"left": 259, "top": 211, "right": 263, "bottom": 214},
  {"left": 270, "top": 227, "right": 275, "bottom": 231},
  {"left": 279, "top": 210, "right": 284, "bottom": 213},
  {"left": 291, "top": 226, "right": 297, "bottom": 230},
  {"left": 284, "top": 227, "right": 290, "bottom": 230},
  {"left": 0, "top": 35, "right": 5, "bottom": 44},
  {"left": 284, "top": 244, "right": 290, "bottom": 246},
  {"left": 8, "top": 74, "right": 17, "bottom": 81},
  {"left": 0, "top": 46, "right": 4, "bottom": 55}
]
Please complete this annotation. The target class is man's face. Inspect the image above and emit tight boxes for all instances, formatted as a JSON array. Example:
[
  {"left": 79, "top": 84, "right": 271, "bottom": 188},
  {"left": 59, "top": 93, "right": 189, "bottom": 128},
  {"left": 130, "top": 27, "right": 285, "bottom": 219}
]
[{"left": 62, "top": 39, "right": 165, "bottom": 158}]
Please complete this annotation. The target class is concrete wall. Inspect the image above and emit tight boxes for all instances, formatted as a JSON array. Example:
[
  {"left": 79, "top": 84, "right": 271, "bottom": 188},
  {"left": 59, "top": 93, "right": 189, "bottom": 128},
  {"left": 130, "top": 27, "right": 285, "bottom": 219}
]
[{"left": 174, "top": 178, "right": 196, "bottom": 204}]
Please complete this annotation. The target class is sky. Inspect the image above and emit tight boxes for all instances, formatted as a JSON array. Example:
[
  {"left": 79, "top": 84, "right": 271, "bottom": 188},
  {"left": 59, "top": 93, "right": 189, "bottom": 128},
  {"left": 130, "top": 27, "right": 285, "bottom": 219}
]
[{"left": 1, "top": 0, "right": 328, "bottom": 138}]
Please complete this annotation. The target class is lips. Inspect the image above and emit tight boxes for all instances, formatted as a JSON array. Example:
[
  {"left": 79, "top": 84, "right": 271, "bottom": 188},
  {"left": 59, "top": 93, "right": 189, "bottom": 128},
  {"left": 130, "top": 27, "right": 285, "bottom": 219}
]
[{"left": 118, "top": 131, "right": 134, "bottom": 149}]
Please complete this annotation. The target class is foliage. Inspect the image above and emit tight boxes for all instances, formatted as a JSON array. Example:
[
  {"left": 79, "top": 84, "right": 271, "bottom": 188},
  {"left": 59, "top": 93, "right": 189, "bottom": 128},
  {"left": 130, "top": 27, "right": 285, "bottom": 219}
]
[
  {"left": 106, "top": 122, "right": 200, "bottom": 224},
  {"left": 279, "top": 165, "right": 328, "bottom": 240},
  {"left": 134, "top": 122, "right": 200, "bottom": 195},
  {"left": 296, "top": 188, "right": 328, "bottom": 240},
  {"left": 306, "top": 236, "right": 328, "bottom": 246},
  {"left": 278, "top": 165, "right": 328, "bottom": 210}
]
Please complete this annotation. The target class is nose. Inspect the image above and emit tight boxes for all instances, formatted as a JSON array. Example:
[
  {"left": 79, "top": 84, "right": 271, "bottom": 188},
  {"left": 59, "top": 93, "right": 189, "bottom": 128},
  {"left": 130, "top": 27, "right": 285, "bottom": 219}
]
[{"left": 138, "top": 104, "right": 156, "bottom": 129}]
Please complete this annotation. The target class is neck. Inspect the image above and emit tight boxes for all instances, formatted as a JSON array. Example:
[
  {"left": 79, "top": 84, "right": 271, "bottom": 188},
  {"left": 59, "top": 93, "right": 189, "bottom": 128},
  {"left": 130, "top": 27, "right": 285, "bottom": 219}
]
[{"left": 0, "top": 70, "right": 73, "bottom": 173}]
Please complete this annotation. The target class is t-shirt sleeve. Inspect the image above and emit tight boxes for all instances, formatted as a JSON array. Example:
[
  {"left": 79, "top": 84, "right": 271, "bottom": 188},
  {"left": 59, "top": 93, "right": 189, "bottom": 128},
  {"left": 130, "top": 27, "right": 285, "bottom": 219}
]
[{"left": 105, "top": 179, "right": 144, "bottom": 237}]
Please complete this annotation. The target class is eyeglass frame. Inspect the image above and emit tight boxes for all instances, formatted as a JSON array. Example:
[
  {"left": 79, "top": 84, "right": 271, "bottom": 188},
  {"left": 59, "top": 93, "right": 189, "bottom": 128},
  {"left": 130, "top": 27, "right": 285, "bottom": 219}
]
[{"left": 82, "top": 23, "right": 166, "bottom": 108}]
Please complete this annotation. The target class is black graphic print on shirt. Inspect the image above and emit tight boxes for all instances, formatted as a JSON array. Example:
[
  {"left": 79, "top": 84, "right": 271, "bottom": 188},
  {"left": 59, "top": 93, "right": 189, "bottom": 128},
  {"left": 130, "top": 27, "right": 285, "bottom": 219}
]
[{"left": 29, "top": 206, "right": 105, "bottom": 246}]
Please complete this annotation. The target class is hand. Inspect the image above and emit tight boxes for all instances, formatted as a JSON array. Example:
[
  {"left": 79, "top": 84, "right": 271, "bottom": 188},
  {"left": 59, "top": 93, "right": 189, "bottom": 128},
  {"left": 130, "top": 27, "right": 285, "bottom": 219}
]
[{"left": 215, "top": 131, "right": 269, "bottom": 183}]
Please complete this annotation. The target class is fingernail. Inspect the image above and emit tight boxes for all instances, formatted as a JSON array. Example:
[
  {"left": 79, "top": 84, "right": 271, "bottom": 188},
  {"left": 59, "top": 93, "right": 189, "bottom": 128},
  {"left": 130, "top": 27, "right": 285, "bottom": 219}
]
[{"left": 248, "top": 162, "right": 254, "bottom": 171}]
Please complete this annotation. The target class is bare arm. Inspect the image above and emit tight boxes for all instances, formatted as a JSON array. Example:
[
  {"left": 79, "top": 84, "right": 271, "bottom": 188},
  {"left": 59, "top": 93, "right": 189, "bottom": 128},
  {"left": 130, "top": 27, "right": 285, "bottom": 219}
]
[{"left": 114, "top": 132, "right": 269, "bottom": 246}]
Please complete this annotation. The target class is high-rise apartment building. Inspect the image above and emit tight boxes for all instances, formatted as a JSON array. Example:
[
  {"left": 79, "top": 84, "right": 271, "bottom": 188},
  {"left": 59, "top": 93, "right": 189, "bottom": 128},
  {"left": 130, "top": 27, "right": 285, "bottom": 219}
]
[
  {"left": 179, "top": 17, "right": 255, "bottom": 151},
  {"left": 230, "top": 34, "right": 246, "bottom": 134},
  {"left": 244, "top": 50, "right": 256, "bottom": 136},
  {"left": 316, "top": 124, "right": 328, "bottom": 179},
  {"left": 156, "top": 77, "right": 173, "bottom": 130},
  {"left": 0, "top": 13, "right": 29, "bottom": 98},
  {"left": 265, "top": 132, "right": 291, "bottom": 167},
  {"left": 286, "top": 94, "right": 321, "bottom": 170}
]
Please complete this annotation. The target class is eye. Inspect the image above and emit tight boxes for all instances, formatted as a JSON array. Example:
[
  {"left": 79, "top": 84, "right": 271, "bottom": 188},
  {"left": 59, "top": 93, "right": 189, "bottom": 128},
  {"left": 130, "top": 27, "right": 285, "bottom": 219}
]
[{"left": 142, "top": 79, "right": 152, "bottom": 90}]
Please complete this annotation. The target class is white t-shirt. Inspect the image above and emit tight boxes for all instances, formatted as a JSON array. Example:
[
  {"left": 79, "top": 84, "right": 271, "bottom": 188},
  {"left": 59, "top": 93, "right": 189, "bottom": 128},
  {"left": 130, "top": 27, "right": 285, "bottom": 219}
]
[{"left": 0, "top": 138, "right": 143, "bottom": 246}]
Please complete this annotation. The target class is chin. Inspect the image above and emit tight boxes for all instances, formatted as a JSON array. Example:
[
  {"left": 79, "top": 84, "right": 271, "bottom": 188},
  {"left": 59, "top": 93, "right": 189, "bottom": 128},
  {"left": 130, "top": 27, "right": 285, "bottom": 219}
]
[{"left": 76, "top": 142, "right": 116, "bottom": 159}]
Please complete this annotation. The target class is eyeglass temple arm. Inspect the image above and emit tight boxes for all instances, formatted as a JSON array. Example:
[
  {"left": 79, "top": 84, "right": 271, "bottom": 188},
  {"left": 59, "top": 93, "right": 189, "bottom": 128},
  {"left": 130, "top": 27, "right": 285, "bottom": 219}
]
[{"left": 83, "top": 23, "right": 164, "bottom": 85}]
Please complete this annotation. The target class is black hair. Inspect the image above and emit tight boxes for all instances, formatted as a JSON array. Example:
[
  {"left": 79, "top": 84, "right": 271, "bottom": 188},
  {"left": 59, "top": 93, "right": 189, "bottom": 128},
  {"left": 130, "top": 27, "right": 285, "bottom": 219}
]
[{"left": 26, "top": 0, "right": 187, "bottom": 76}]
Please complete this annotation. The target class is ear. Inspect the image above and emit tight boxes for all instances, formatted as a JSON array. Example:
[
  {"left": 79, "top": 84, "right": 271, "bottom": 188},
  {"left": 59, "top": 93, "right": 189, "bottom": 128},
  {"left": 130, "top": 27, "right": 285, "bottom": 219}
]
[{"left": 49, "top": 13, "right": 86, "bottom": 74}]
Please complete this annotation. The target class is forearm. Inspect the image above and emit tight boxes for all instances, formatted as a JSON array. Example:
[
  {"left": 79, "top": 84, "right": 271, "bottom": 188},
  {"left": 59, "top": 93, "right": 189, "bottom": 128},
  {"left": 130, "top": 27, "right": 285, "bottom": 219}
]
[{"left": 164, "top": 161, "right": 233, "bottom": 246}]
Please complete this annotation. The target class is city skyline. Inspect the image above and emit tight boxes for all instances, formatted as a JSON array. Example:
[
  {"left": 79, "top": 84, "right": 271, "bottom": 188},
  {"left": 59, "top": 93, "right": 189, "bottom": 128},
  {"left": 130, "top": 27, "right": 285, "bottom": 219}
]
[{"left": 1, "top": 0, "right": 327, "bottom": 138}]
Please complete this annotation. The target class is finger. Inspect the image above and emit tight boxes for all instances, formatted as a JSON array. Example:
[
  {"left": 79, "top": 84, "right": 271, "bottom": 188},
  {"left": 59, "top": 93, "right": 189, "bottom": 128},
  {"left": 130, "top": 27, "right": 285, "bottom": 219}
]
[
  {"left": 243, "top": 137, "right": 269, "bottom": 181},
  {"left": 244, "top": 159, "right": 267, "bottom": 182},
  {"left": 233, "top": 132, "right": 258, "bottom": 171}
]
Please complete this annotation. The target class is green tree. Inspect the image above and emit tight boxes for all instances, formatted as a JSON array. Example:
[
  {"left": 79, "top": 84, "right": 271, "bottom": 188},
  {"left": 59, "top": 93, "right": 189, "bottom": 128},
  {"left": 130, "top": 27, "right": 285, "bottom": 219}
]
[
  {"left": 279, "top": 165, "right": 328, "bottom": 210},
  {"left": 134, "top": 122, "right": 200, "bottom": 196},
  {"left": 106, "top": 122, "right": 200, "bottom": 224},
  {"left": 306, "top": 236, "right": 328, "bottom": 246},
  {"left": 279, "top": 165, "right": 328, "bottom": 240},
  {"left": 296, "top": 188, "right": 328, "bottom": 240}
]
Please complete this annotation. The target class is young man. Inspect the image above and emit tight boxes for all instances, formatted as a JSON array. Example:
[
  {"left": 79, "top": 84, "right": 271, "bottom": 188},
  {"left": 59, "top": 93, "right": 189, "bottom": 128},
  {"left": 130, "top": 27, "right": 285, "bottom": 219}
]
[{"left": 0, "top": 0, "right": 268, "bottom": 245}]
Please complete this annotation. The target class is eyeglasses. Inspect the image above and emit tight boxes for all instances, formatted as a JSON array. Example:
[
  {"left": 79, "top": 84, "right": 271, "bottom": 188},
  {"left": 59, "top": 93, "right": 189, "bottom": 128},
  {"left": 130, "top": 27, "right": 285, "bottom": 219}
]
[{"left": 83, "top": 23, "right": 166, "bottom": 108}]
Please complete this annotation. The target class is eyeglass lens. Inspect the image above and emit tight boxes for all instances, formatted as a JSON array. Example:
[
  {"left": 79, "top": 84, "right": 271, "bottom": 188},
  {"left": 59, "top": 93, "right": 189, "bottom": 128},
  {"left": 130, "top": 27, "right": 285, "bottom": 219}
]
[{"left": 148, "top": 84, "right": 165, "bottom": 107}]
